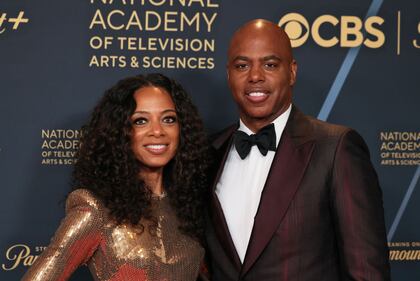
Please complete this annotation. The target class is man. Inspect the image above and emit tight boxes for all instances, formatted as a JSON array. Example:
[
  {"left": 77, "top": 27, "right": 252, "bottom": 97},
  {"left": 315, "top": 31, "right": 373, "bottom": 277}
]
[{"left": 206, "top": 19, "right": 390, "bottom": 280}]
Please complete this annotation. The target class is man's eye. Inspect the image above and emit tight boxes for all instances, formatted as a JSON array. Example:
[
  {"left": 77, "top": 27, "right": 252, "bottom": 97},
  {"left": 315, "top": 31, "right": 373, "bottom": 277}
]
[
  {"left": 132, "top": 118, "right": 147, "bottom": 125},
  {"left": 265, "top": 63, "right": 278, "bottom": 68},
  {"left": 163, "top": 116, "right": 177, "bottom": 124},
  {"left": 235, "top": 64, "right": 248, "bottom": 70}
]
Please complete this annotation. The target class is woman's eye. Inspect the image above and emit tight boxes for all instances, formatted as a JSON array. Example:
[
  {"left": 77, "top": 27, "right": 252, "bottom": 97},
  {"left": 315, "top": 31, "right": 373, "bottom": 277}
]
[
  {"left": 163, "top": 116, "right": 177, "bottom": 124},
  {"left": 132, "top": 118, "right": 147, "bottom": 125}
]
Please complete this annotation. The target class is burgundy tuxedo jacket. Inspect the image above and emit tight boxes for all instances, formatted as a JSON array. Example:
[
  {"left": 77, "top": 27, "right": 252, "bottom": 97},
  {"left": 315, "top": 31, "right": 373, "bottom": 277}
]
[{"left": 206, "top": 106, "right": 391, "bottom": 281}]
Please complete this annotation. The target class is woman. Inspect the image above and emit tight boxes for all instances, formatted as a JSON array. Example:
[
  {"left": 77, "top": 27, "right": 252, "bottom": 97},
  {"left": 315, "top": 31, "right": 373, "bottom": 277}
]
[{"left": 23, "top": 73, "right": 210, "bottom": 281}]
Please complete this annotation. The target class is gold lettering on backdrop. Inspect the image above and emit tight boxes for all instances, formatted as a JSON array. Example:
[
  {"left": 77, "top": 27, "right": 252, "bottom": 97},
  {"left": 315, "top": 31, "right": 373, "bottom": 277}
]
[
  {"left": 311, "top": 15, "right": 339, "bottom": 48},
  {"left": 201, "top": 12, "right": 217, "bottom": 32},
  {"left": 90, "top": 0, "right": 219, "bottom": 7},
  {"left": 2, "top": 244, "right": 39, "bottom": 271},
  {"left": 41, "top": 129, "right": 80, "bottom": 139},
  {"left": 206, "top": 0, "right": 218, "bottom": 8},
  {"left": 109, "top": 10, "right": 127, "bottom": 30},
  {"left": 340, "top": 16, "right": 364, "bottom": 47},
  {"left": 364, "top": 16, "right": 385, "bottom": 48},
  {"left": 388, "top": 241, "right": 420, "bottom": 261},
  {"left": 90, "top": 36, "right": 114, "bottom": 50},
  {"left": 380, "top": 142, "right": 420, "bottom": 151},
  {"left": 90, "top": 0, "right": 137, "bottom": 4},
  {"left": 389, "top": 242, "right": 411, "bottom": 247},
  {"left": 127, "top": 10, "right": 145, "bottom": 30},
  {"left": 41, "top": 129, "right": 80, "bottom": 165},
  {"left": 88, "top": 0, "right": 219, "bottom": 69},
  {"left": 41, "top": 159, "right": 76, "bottom": 165},
  {"left": 279, "top": 13, "right": 385, "bottom": 48},
  {"left": 145, "top": 11, "right": 165, "bottom": 31},
  {"left": 380, "top": 132, "right": 420, "bottom": 141},
  {"left": 116, "top": 37, "right": 215, "bottom": 52},
  {"left": 41, "top": 140, "right": 79, "bottom": 150},
  {"left": 164, "top": 11, "right": 178, "bottom": 31},
  {"left": 389, "top": 250, "right": 420, "bottom": 261},
  {"left": 89, "top": 9, "right": 107, "bottom": 29},
  {"left": 89, "top": 10, "right": 218, "bottom": 32},
  {"left": 379, "top": 131, "right": 420, "bottom": 166},
  {"left": 89, "top": 55, "right": 127, "bottom": 67},
  {"left": 180, "top": 12, "right": 199, "bottom": 31},
  {"left": 142, "top": 56, "right": 214, "bottom": 69},
  {"left": 148, "top": 0, "right": 166, "bottom": 5}
]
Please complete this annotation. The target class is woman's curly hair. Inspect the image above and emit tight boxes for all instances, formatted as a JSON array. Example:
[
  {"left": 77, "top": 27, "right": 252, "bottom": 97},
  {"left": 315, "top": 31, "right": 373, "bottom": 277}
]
[{"left": 72, "top": 73, "right": 210, "bottom": 241}]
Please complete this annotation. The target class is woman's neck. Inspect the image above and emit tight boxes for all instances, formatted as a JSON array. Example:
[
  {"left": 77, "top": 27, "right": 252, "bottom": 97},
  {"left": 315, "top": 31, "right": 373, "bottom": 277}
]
[{"left": 140, "top": 168, "right": 164, "bottom": 196}]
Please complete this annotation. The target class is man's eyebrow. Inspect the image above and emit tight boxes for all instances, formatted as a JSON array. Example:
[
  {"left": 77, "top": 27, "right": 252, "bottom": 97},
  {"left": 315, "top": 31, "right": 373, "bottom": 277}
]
[
  {"left": 262, "top": 55, "right": 281, "bottom": 61},
  {"left": 231, "top": 56, "right": 249, "bottom": 62},
  {"left": 230, "top": 55, "right": 282, "bottom": 62}
]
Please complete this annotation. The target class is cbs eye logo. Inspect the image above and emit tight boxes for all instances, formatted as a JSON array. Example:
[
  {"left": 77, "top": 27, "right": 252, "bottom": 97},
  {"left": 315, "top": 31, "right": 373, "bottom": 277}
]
[{"left": 279, "top": 12, "right": 385, "bottom": 48}]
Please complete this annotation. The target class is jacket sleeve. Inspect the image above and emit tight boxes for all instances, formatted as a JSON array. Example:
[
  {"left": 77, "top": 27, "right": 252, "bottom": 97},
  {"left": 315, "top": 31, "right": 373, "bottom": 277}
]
[
  {"left": 331, "top": 129, "right": 391, "bottom": 281},
  {"left": 22, "top": 189, "right": 102, "bottom": 281}
]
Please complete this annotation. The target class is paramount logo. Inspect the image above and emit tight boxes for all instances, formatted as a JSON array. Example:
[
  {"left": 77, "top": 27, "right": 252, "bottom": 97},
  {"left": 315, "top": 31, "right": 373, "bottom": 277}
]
[{"left": 389, "top": 249, "right": 420, "bottom": 261}]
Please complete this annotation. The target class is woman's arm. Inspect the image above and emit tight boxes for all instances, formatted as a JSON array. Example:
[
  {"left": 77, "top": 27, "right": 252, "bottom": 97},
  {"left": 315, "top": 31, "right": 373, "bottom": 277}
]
[{"left": 22, "top": 189, "right": 103, "bottom": 281}]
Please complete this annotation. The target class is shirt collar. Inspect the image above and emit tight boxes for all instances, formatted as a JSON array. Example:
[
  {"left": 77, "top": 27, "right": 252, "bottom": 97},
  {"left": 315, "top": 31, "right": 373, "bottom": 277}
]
[{"left": 238, "top": 104, "right": 292, "bottom": 147}]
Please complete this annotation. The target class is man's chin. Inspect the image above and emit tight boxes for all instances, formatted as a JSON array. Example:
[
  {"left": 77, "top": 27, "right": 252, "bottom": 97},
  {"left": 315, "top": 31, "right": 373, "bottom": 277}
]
[{"left": 241, "top": 109, "right": 273, "bottom": 120}]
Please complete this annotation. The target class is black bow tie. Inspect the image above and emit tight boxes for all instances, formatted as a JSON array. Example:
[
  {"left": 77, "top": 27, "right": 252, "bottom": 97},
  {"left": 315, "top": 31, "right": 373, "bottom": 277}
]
[{"left": 233, "top": 123, "right": 277, "bottom": 160}]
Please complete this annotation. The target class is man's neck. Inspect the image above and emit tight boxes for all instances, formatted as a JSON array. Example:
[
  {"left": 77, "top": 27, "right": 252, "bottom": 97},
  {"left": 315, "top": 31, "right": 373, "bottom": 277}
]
[{"left": 240, "top": 104, "right": 292, "bottom": 133}]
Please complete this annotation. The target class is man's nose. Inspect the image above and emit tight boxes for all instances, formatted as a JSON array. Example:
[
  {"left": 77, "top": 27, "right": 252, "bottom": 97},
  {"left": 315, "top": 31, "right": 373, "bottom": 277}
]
[{"left": 248, "top": 65, "right": 264, "bottom": 83}]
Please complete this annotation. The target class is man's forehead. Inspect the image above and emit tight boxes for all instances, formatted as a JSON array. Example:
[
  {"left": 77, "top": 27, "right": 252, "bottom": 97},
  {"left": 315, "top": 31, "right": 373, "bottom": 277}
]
[
  {"left": 232, "top": 21, "right": 286, "bottom": 41},
  {"left": 228, "top": 41, "right": 289, "bottom": 59},
  {"left": 229, "top": 34, "right": 292, "bottom": 61}
]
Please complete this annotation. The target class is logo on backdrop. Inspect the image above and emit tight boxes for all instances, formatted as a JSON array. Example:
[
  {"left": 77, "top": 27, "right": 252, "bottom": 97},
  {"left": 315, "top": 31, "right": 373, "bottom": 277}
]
[
  {"left": 41, "top": 129, "right": 80, "bottom": 165},
  {"left": 379, "top": 131, "right": 420, "bottom": 166},
  {"left": 388, "top": 242, "right": 420, "bottom": 261},
  {"left": 1, "top": 244, "right": 45, "bottom": 271},
  {"left": 0, "top": 11, "right": 29, "bottom": 34},
  {"left": 278, "top": 12, "right": 385, "bottom": 48},
  {"left": 88, "top": 0, "right": 219, "bottom": 69},
  {"left": 279, "top": 12, "right": 420, "bottom": 54}
]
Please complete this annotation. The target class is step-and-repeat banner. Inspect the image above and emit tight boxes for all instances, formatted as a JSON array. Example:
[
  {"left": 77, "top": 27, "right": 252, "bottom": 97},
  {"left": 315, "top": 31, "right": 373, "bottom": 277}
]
[{"left": 1, "top": 0, "right": 419, "bottom": 280}]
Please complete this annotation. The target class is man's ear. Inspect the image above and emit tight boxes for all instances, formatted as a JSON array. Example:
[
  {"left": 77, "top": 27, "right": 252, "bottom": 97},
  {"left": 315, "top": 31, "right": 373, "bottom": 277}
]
[
  {"left": 226, "top": 65, "right": 230, "bottom": 82},
  {"left": 290, "top": 59, "right": 297, "bottom": 86}
]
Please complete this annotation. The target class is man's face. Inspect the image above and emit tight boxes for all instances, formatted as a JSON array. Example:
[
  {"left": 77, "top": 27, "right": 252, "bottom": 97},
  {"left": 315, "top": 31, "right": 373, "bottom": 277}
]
[{"left": 227, "top": 22, "right": 297, "bottom": 132}]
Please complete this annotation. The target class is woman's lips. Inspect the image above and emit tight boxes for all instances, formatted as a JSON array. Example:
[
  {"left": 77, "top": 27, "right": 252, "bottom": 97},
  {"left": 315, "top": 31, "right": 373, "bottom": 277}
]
[
  {"left": 144, "top": 144, "right": 168, "bottom": 154},
  {"left": 246, "top": 91, "right": 269, "bottom": 103}
]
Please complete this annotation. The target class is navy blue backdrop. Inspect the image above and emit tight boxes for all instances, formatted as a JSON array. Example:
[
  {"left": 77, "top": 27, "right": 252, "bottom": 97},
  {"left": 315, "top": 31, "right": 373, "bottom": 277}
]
[{"left": 1, "top": 0, "right": 419, "bottom": 280}]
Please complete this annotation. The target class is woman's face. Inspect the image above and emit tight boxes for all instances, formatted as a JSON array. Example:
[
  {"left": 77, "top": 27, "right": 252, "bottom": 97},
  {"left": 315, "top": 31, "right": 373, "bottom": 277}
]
[{"left": 130, "top": 86, "right": 180, "bottom": 170}]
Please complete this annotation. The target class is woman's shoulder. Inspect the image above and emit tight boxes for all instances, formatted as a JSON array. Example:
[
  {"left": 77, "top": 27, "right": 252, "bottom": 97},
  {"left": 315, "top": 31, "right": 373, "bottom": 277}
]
[{"left": 66, "top": 188, "right": 104, "bottom": 213}]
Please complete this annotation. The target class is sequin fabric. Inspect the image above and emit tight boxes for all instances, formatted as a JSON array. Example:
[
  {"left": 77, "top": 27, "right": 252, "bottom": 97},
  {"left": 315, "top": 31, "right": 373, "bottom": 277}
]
[{"left": 22, "top": 189, "right": 204, "bottom": 281}]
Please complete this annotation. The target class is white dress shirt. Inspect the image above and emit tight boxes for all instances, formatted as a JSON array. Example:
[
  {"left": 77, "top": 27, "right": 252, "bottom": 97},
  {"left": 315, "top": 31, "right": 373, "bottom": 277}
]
[{"left": 215, "top": 105, "right": 291, "bottom": 262}]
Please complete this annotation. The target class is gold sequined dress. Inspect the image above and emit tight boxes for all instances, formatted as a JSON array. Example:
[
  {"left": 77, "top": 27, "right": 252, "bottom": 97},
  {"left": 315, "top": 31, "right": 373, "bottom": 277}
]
[{"left": 22, "top": 189, "right": 204, "bottom": 281}]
